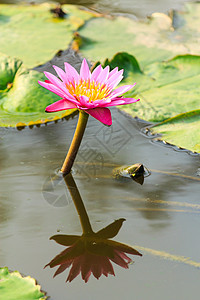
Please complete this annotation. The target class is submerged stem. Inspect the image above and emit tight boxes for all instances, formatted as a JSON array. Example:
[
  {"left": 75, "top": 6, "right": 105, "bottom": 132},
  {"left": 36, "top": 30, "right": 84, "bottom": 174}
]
[
  {"left": 63, "top": 173, "right": 93, "bottom": 234},
  {"left": 61, "top": 110, "right": 88, "bottom": 175}
]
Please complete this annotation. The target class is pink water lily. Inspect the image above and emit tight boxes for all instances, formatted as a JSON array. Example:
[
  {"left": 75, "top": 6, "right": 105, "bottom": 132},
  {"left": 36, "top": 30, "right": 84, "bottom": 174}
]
[
  {"left": 46, "top": 233, "right": 142, "bottom": 283},
  {"left": 38, "top": 59, "right": 139, "bottom": 126}
]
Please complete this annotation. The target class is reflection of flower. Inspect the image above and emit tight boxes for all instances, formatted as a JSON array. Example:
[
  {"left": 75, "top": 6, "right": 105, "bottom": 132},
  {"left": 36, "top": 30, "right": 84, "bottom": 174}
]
[
  {"left": 38, "top": 59, "right": 139, "bottom": 125},
  {"left": 46, "top": 219, "right": 142, "bottom": 283}
]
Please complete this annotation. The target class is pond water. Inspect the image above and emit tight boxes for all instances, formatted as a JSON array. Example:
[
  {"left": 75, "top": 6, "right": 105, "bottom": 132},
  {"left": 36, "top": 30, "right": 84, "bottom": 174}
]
[
  {"left": 0, "top": 108, "right": 200, "bottom": 299},
  {"left": 0, "top": 0, "right": 194, "bottom": 18},
  {"left": 64, "top": 0, "right": 194, "bottom": 18}
]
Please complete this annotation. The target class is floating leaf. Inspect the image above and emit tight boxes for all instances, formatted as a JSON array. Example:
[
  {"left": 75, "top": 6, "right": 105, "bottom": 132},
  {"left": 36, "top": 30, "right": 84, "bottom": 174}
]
[
  {"left": 101, "top": 52, "right": 200, "bottom": 152},
  {"left": 0, "top": 267, "right": 47, "bottom": 300},
  {"left": 123, "top": 54, "right": 200, "bottom": 122},
  {"left": 0, "top": 54, "right": 76, "bottom": 128},
  {"left": 0, "top": 53, "right": 22, "bottom": 91},
  {"left": 102, "top": 53, "right": 200, "bottom": 122},
  {"left": 97, "top": 52, "right": 154, "bottom": 96},
  {"left": 0, "top": 3, "right": 96, "bottom": 68},
  {"left": 75, "top": 2, "right": 200, "bottom": 68},
  {"left": 151, "top": 110, "right": 200, "bottom": 153}
]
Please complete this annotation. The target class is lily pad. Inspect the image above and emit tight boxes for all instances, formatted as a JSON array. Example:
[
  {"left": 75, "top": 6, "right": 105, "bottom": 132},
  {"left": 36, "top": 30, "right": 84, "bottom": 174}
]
[
  {"left": 0, "top": 267, "right": 47, "bottom": 300},
  {"left": 75, "top": 2, "right": 200, "bottom": 68},
  {"left": 0, "top": 53, "right": 22, "bottom": 91},
  {"left": 0, "top": 3, "right": 96, "bottom": 68},
  {"left": 0, "top": 54, "right": 76, "bottom": 128},
  {"left": 102, "top": 52, "right": 200, "bottom": 152},
  {"left": 103, "top": 53, "right": 200, "bottom": 122},
  {"left": 150, "top": 110, "right": 200, "bottom": 153}
]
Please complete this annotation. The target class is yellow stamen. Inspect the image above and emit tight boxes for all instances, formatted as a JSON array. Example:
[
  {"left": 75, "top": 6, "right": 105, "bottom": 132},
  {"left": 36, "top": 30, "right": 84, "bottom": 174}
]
[{"left": 66, "top": 79, "right": 111, "bottom": 102}]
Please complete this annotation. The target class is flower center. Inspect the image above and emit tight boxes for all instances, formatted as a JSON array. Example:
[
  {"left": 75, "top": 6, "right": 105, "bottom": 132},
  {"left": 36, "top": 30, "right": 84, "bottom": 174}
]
[{"left": 66, "top": 79, "right": 111, "bottom": 102}]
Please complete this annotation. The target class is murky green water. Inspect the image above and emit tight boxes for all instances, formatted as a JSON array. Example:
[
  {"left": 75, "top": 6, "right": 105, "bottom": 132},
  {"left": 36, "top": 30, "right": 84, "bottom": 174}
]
[{"left": 0, "top": 108, "right": 200, "bottom": 299}]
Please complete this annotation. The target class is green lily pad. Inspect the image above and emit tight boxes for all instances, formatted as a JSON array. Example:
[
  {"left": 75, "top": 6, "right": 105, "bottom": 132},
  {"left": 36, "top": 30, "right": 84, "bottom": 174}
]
[
  {"left": 75, "top": 2, "right": 200, "bottom": 68},
  {"left": 123, "top": 54, "right": 200, "bottom": 122},
  {"left": 103, "top": 53, "right": 200, "bottom": 123},
  {"left": 0, "top": 3, "right": 96, "bottom": 68},
  {"left": 0, "top": 53, "right": 22, "bottom": 91},
  {"left": 102, "top": 52, "right": 200, "bottom": 152},
  {"left": 0, "top": 54, "right": 76, "bottom": 128},
  {"left": 150, "top": 110, "right": 200, "bottom": 153},
  {"left": 101, "top": 52, "right": 155, "bottom": 96},
  {"left": 0, "top": 267, "right": 47, "bottom": 300}
]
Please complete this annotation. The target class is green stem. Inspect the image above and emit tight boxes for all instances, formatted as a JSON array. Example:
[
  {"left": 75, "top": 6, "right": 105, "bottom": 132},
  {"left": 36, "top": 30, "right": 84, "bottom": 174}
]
[
  {"left": 61, "top": 110, "right": 88, "bottom": 175},
  {"left": 63, "top": 173, "right": 93, "bottom": 235}
]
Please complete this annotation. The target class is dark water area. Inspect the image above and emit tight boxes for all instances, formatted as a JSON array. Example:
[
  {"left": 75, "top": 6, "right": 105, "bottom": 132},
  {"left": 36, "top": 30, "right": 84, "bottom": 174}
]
[
  {"left": 0, "top": 109, "right": 200, "bottom": 299},
  {"left": 0, "top": 0, "right": 194, "bottom": 18}
]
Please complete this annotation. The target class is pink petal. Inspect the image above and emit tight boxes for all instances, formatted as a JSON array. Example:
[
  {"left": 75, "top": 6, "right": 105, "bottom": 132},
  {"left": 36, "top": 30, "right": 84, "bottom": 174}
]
[
  {"left": 81, "top": 255, "right": 92, "bottom": 283},
  {"left": 78, "top": 97, "right": 111, "bottom": 109},
  {"left": 111, "top": 75, "right": 124, "bottom": 89},
  {"left": 91, "top": 264, "right": 102, "bottom": 280},
  {"left": 84, "top": 271, "right": 92, "bottom": 283},
  {"left": 64, "top": 62, "right": 80, "bottom": 83},
  {"left": 115, "top": 250, "right": 132, "bottom": 264},
  {"left": 96, "top": 66, "right": 110, "bottom": 84},
  {"left": 104, "top": 97, "right": 140, "bottom": 107},
  {"left": 90, "top": 255, "right": 103, "bottom": 279},
  {"left": 38, "top": 80, "right": 66, "bottom": 98},
  {"left": 79, "top": 95, "right": 90, "bottom": 107},
  {"left": 108, "top": 67, "right": 118, "bottom": 79},
  {"left": 53, "top": 65, "right": 68, "bottom": 83},
  {"left": 44, "top": 71, "right": 75, "bottom": 100},
  {"left": 45, "top": 246, "right": 73, "bottom": 269},
  {"left": 44, "top": 71, "right": 63, "bottom": 87},
  {"left": 107, "top": 69, "right": 124, "bottom": 89},
  {"left": 86, "top": 107, "right": 112, "bottom": 126},
  {"left": 101, "top": 257, "right": 115, "bottom": 276},
  {"left": 53, "top": 261, "right": 72, "bottom": 277},
  {"left": 110, "top": 84, "right": 136, "bottom": 98},
  {"left": 67, "top": 257, "right": 82, "bottom": 282},
  {"left": 110, "top": 251, "right": 129, "bottom": 269},
  {"left": 80, "top": 58, "right": 91, "bottom": 80},
  {"left": 45, "top": 99, "right": 77, "bottom": 112},
  {"left": 113, "top": 97, "right": 140, "bottom": 104},
  {"left": 91, "top": 65, "right": 102, "bottom": 81},
  {"left": 77, "top": 96, "right": 98, "bottom": 109},
  {"left": 103, "top": 99, "right": 126, "bottom": 107},
  {"left": 92, "top": 98, "right": 112, "bottom": 106}
]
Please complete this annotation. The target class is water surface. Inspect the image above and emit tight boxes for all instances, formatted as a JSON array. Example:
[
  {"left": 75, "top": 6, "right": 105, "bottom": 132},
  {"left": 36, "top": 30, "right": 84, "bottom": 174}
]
[
  {"left": 0, "top": 109, "right": 199, "bottom": 299},
  {"left": 0, "top": 0, "right": 194, "bottom": 18}
]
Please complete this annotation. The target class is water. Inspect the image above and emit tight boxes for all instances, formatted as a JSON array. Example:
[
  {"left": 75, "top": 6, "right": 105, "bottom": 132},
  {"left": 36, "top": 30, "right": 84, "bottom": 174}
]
[
  {"left": 70, "top": 0, "right": 194, "bottom": 18},
  {"left": 0, "top": 109, "right": 199, "bottom": 299},
  {"left": 0, "top": 0, "right": 194, "bottom": 18}
]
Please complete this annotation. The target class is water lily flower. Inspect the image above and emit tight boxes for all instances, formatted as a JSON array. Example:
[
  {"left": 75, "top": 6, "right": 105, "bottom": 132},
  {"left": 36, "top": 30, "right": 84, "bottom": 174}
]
[
  {"left": 39, "top": 60, "right": 140, "bottom": 175},
  {"left": 46, "top": 230, "right": 142, "bottom": 283},
  {"left": 45, "top": 174, "right": 142, "bottom": 282},
  {"left": 38, "top": 59, "right": 139, "bottom": 126}
]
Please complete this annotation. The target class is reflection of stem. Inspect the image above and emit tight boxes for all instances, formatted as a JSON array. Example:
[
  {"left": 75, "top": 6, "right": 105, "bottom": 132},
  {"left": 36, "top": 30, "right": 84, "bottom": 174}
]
[
  {"left": 61, "top": 111, "right": 89, "bottom": 175},
  {"left": 63, "top": 173, "right": 93, "bottom": 235}
]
